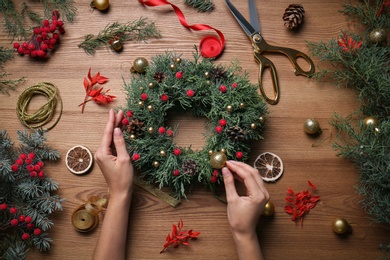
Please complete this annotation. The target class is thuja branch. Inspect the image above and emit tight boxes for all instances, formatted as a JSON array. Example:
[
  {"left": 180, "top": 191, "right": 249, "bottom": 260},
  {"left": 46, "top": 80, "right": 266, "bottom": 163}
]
[
  {"left": 78, "top": 18, "right": 161, "bottom": 55},
  {"left": 0, "top": 47, "right": 25, "bottom": 95},
  {"left": 184, "top": 0, "right": 214, "bottom": 12}
]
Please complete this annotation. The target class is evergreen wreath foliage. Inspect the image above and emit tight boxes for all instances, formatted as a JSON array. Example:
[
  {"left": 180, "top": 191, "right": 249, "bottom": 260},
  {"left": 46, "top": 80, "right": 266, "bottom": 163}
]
[
  {"left": 308, "top": 0, "right": 389, "bottom": 251},
  {"left": 122, "top": 50, "right": 268, "bottom": 199},
  {"left": 0, "top": 130, "right": 64, "bottom": 259}
]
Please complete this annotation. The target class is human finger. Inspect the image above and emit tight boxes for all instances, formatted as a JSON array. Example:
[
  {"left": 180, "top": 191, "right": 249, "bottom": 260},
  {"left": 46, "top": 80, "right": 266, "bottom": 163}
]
[
  {"left": 99, "top": 109, "right": 115, "bottom": 153},
  {"left": 229, "top": 161, "right": 267, "bottom": 194},
  {"left": 225, "top": 161, "right": 261, "bottom": 197},
  {"left": 115, "top": 110, "right": 124, "bottom": 127},
  {"left": 222, "top": 167, "right": 238, "bottom": 202},
  {"left": 113, "top": 127, "right": 130, "bottom": 161}
]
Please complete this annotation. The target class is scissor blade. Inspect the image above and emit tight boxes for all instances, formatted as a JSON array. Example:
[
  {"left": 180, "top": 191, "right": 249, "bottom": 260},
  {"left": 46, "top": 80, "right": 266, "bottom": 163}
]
[
  {"left": 248, "top": 0, "right": 261, "bottom": 33},
  {"left": 225, "top": 0, "right": 256, "bottom": 36}
]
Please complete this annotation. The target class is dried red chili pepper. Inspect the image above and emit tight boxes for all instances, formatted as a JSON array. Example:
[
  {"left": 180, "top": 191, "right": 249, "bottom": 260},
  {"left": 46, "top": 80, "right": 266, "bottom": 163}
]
[
  {"left": 285, "top": 180, "right": 320, "bottom": 228},
  {"left": 338, "top": 34, "right": 363, "bottom": 53},
  {"left": 79, "top": 68, "right": 115, "bottom": 113},
  {"left": 160, "top": 219, "right": 200, "bottom": 253}
]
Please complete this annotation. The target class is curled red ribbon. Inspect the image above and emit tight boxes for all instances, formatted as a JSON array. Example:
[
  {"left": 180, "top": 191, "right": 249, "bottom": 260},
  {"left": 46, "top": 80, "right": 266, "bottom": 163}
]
[{"left": 139, "top": 0, "right": 225, "bottom": 58}]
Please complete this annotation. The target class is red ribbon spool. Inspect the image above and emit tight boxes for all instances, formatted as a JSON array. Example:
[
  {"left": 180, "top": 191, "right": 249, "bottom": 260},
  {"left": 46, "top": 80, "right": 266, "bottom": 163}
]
[{"left": 139, "top": 0, "right": 225, "bottom": 58}]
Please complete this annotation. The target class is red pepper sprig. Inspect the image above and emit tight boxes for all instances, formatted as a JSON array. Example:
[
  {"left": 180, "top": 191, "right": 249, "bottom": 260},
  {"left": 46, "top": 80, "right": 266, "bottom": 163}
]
[
  {"left": 160, "top": 219, "right": 200, "bottom": 253},
  {"left": 284, "top": 180, "right": 320, "bottom": 228},
  {"left": 338, "top": 34, "right": 363, "bottom": 53},
  {"left": 79, "top": 68, "right": 115, "bottom": 113}
]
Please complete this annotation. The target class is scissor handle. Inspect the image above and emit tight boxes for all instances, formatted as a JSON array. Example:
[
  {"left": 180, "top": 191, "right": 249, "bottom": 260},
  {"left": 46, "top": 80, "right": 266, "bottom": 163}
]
[{"left": 254, "top": 52, "right": 280, "bottom": 105}]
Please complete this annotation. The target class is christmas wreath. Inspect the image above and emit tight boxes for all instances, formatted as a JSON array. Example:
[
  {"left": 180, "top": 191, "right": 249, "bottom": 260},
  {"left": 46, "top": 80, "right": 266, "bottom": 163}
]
[{"left": 122, "top": 50, "right": 268, "bottom": 199}]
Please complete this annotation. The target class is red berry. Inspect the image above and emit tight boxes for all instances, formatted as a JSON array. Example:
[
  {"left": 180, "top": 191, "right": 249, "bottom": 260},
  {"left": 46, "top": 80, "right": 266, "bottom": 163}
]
[
  {"left": 53, "top": 33, "right": 60, "bottom": 40},
  {"left": 172, "top": 170, "right": 180, "bottom": 176},
  {"left": 211, "top": 176, "right": 217, "bottom": 183},
  {"left": 132, "top": 153, "right": 140, "bottom": 161},
  {"left": 236, "top": 151, "right": 243, "bottom": 159},
  {"left": 52, "top": 10, "right": 60, "bottom": 18},
  {"left": 38, "top": 171, "right": 45, "bottom": 178},
  {"left": 126, "top": 110, "right": 133, "bottom": 118},
  {"left": 213, "top": 170, "right": 219, "bottom": 176},
  {"left": 11, "top": 219, "right": 19, "bottom": 226},
  {"left": 22, "top": 42, "right": 28, "bottom": 49},
  {"left": 58, "top": 27, "right": 65, "bottom": 34},
  {"left": 166, "top": 129, "right": 174, "bottom": 137},
  {"left": 13, "top": 42, "right": 20, "bottom": 49},
  {"left": 173, "top": 148, "right": 181, "bottom": 156},
  {"left": 33, "top": 27, "right": 41, "bottom": 34},
  {"left": 34, "top": 228, "right": 42, "bottom": 236},
  {"left": 28, "top": 44, "right": 35, "bottom": 50},
  {"left": 26, "top": 165, "right": 34, "bottom": 172},
  {"left": 48, "top": 44, "right": 54, "bottom": 49},
  {"left": 28, "top": 153, "right": 35, "bottom": 159},
  {"left": 122, "top": 118, "right": 129, "bottom": 125},
  {"left": 18, "top": 215, "right": 25, "bottom": 222},
  {"left": 33, "top": 165, "right": 41, "bottom": 171},
  {"left": 219, "top": 85, "right": 227, "bottom": 93},
  {"left": 37, "top": 50, "right": 46, "bottom": 57},
  {"left": 140, "top": 93, "right": 148, "bottom": 101},
  {"left": 25, "top": 158, "right": 32, "bottom": 164},
  {"left": 40, "top": 43, "right": 48, "bottom": 51},
  {"left": 21, "top": 233, "right": 30, "bottom": 240},
  {"left": 29, "top": 171, "right": 37, "bottom": 178},
  {"left": 0, "top": 203, "right": 7, "bottom": 210},
  {"left": 17, "top": 47, "right": 25, "bottom": 55},
  {"left": 161, "top": 94, "right": 169, "bottom": 102},
  {"left": 43, "top": 19, "right": 50, "bottom": 27},
  {"left": 186, "top": 90, "right": 195, "bottom": 97},
  {"left": 49, "top": 25, "right": 56, "bottom": 33},
  {"left": 49, "top": 38, "right": 57, "bottom": 45},
  {"left": 57, "top": 20, "right": 64, "bottom": 27},
  {"left": 24, "top": 49, "right": 31, "bottom": 55},
  {"left": 219, "top": 119, "right": 227, "bottom": 127},
  {"left": 19, "top": 153, "right": 27, "bottom": 160},
  {"left": 16, "top": 159, "right": 23, "bottom": 165},
  {"left": 37, "top": 36, "right": 43, "bottom": 43},
  {"left": 25, "top": 216, "right": 32, "bottom": 223},
  {"left": 215, "top": 126, "right": 223, "bottom": 133},
  {"left": 175, "top": 71, "right": 183, "bottom": 79},
  {"left": 10, "top": 207, "right": 17, "bottom": 214},
  {"left": 231, "top": 82, "right": 238, "bottom": 88},
  {"left": 158, "top": 126, "right": 165, "bottom": 134},
  {"left": 11, "top": 164, "right": 19, "bottom": 172},
  {"left": 37, "top": 161, "right": 44, "bottom": 167},
  {"left": 27, "top": 223, "right": 34, "bottom": 229}
]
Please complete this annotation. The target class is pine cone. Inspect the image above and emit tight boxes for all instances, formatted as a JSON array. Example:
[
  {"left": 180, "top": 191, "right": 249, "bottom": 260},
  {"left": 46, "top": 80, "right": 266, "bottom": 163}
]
[
  {"left": 282, "top": 4, "right": 305, "bottom": 29},
  {"left": 153, "top": 71, "right": 167, "bottom": 83},
  {"left": 210, "top": 66, "right": 227, "bottom": 80},
  {"left": 182, "top": 159, "right": 199, "bottom": 175},
  {"left": 227, "top": 126, "right": 245, "bottom": 142},
  {"left": 127, "top": 118, "right": 145, "bottom": 137}
]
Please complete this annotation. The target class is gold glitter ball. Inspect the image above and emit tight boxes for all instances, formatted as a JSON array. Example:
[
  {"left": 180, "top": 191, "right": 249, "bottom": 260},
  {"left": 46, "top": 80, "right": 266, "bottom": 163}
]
[{"left": 210, "top": 152, "right": 227, "bottom": 169}]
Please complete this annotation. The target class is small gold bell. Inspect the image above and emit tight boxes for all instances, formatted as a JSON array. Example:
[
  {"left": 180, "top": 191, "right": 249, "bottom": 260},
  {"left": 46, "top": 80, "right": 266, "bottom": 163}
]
[{"left": 111, "top": 39, "right": 123, "bottom": 51}]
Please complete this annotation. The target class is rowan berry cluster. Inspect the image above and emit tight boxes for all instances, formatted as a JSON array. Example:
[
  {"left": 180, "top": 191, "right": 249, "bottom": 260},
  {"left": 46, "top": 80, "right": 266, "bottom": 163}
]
[
  {"left": 13, "top": 10, "right": 65, "bottom": 58},
  {"left": 11, "top": 152, "right": 45, "bottom": 178},
  {"left": 0, "top": 203, "right": 42, "bottom": 241}
]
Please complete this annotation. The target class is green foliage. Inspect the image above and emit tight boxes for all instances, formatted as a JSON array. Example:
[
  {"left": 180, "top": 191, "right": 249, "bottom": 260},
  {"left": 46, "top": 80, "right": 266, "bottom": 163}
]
[
  {"left": 308, "top": 0, "right": 389, "bottom": 250},
  {"left": 121, "top": 49, "right": 268, "bottom": 199},
  {"left": 78, "top": 18, "right": 161, "bottom": 55},
  {"left": 0, "top": 0, "right": 77, "bottom": 41},
  {"left": 0, "top": 46, "right": 25, "bottom": 95},
  {"left": 0, "top": 130, "right": 64, "bottom": 260},
  {"left": 184, "top": 0, "right": 214, "bottom": 12}
]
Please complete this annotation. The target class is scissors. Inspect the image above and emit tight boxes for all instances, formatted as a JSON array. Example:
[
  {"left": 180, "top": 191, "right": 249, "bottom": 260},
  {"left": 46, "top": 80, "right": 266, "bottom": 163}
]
[{"left": 225, "top": 0, "right": 315, "bottom": 105}]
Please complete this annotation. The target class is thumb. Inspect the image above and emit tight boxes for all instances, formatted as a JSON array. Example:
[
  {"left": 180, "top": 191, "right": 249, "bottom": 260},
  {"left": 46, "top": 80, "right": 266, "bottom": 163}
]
[
  {"left": 222, "top": 167, "right": 238, "bottom": 202},
  {"left": 113, "top": 128, "right": 129, "bottom": 159}
]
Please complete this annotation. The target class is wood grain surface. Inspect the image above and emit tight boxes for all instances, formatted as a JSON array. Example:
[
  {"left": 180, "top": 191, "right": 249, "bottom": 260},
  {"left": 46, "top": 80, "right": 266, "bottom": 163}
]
[{"left": 1, "top": 0, "right": 388, "bottom": 259}]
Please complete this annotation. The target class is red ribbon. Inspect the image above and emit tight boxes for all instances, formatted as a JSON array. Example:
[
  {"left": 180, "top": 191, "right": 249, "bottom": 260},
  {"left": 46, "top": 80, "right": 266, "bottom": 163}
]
[{"left": 139, "top": 0, "right": 225, "bottom": 58}]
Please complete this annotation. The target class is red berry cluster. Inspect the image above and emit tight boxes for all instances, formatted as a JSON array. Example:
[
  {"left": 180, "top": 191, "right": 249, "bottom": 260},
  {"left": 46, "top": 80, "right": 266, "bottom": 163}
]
[
  {"left": 13, "top": 10, "right": 65, "bottom": 58},
  {"left": 210, "top": 170, "right": 219, "bottom": 183},
  {"left": 0, "top": 203, "right": 42, "bottom": 241},
  {"left": 11, "top": 152, "right": 45, "bottom": 178}
]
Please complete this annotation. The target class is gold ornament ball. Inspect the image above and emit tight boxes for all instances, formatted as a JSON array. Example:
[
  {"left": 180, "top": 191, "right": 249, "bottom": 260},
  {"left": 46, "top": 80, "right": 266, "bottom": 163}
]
[
  {"left": 369, "top": 29, "right": 387, "bottom": 45},
  {"left": 111, "top": 39, "right": 123, "bottom": 51},
  {"left": 174, "top": 57, "right": 182, "bottom": 64},
  {"left": 139, "top": 86, "right": 144, "bottom": 91},
  {"left": 129, "top": 134, "right": 136, "bottom": 140},
  {"left": 251, "top": 123, "right": 257, "bottom": 129},
  {"left": 159, "top": 150, "right": 166, "bottom": 157},
  {"left": 210, "top": 152, "right": 227, "bottom": 169},
  {"left": 206, "top": 80, "right": 211, "bottom": 86},
  {"left": 133, "top": 57, "right": 149, "bottom": 73},
  {"left": 221, "top": 148, "right": 226, "bottom": 154},
  {"left": 259, "top": 116, "right": 265, "bottom": 124},
  {"left": 332, "top": 217, "right": 350, "bottom": 235},
  {"left": 262, "top": 201, "right": 275, "bottom": 217},
  {"left": 148, "top": 82, "right": 155, "bottom": 89},
  {"left": 153, "top": 161, "right": 160, "bottom": 168},
  {"left": 375, "top": 127, "right": 380, "bottom": 134},
  {"left": 147, "top": 105, "right": 154, "bottom": 112},
  {"left": 91, "top": 0, "right": 109, "bottom": 11},
  {"left": 138, "top": 101, "right": 144, "bottom": 107},
  {"left": 148, "top": 127, "right": 154, "bottom": 134},
  {"left": 239, "top": 103, "right": 246, "bottom": 109},
  {"left": 363, "top": 116, "right": 378, "bottom": 127},
  {"left": 208, "top": 150, "right": 214, "bottom": 156},
  {"left": 169, "top": 64, "right": 176, "bottom": 71},
  {"left": 303, "top": 118, "right": 321, "bottom": 135},
  {"left": 226, "top": 105, "right": 233, "bottom": 112},
  {"left": 204, "top": 71, "right": 210, "bottom": 78}
]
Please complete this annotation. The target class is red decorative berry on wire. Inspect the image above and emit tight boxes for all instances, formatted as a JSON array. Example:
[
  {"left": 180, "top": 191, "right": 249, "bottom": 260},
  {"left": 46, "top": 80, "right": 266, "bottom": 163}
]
[
  {"left": 18, "top": 215, "right": 25, "bottom": 222},
  {"left": 25, "top": 216, "right": 32, "bottom": 223},
  {"left": 9, "top": 207, "right": 17, "bottom": 214},
  {"left": 186, "top": 90, "right": 195, "bottom": 97},
  {"left": 132, "top": 153, "right": 140, "bottom": 161},
  {"left": 231, "top": 82, "right": 238, "bottom": 88},
  {"left": 141, "top": 93, "right": 148, "bottom": 101},
  {"left": 219, "top": 85, "right": 227, "bottom": 93},
  {"left": 158, "top": 127, "right": 166, "bottom": 134},
  {"left": 161, "top": 94, "right": 169, "bottom": 102},
  {"left": 173, "top": 148, "right": 181, "bottom": 156},
  {"left": 11, "top": 164, "right": 19, "bottom": 172},
  {"left": 173, "top": 170, "right": 180, "bottom": 176},
  {"left": 34, "top": 228, "right": 42, "bottom": 236},
  {"left": 0, "top": 203, "right": 7, "bottom": 210},
  {"left": 176, "top": 71, "right": 183, "bottom": 79},
  {"left": 219, "top": 119, "right": 227, "bottom": 127},
  {"left": 236, "top": 151, "right": 243, "bottom": 159},
  {"left": 215, "top": 126, "right": 223, "bottom": 133},
  {"left": 166, "top": 129, "right": 174, "bottom": 137},
  {"left": 122, "top": 118, "right": 129, "bottom": 126},
  {"left": 126, "top": 110, "right": 133, "bottom": 118},
  {"left": 21, "top": 233, "right": 30, "bottom": 240},
  {"left": 11, "top": 219, "right": 19, "bottom": 226}
]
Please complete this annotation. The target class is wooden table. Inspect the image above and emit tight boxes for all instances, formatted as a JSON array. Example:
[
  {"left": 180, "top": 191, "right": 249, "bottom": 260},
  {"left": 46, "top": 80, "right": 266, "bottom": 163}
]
[{"left": 1, "top": 0, "right": 388, "bottom": 259}]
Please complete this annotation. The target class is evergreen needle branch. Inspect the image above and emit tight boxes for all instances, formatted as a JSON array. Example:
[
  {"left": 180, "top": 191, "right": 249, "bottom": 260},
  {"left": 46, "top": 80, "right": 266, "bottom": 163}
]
[
  {"left": 184, "top": 0, "right": 214, "bottom": 12},
  {"left": 78, "top": 18, "right": 161, "bottom": 55}
]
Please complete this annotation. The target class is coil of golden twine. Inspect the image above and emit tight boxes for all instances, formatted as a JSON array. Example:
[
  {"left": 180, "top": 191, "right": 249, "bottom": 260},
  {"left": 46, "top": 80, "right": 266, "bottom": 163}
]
[
  {"left": 71, "top": 196, "right": 108, "bottom": 232},
  {"left": 16, "top": 82, "right": 63, "bottom": 130}
]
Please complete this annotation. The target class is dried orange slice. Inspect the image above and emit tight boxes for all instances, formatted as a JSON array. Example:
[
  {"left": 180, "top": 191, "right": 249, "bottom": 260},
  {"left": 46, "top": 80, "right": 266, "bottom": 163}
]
[
  {"left": 66, "top": 145, "right": 93, "bottom": 175},
  {"left": 254, "top": 152, "right": 283, "bottom": 182}
]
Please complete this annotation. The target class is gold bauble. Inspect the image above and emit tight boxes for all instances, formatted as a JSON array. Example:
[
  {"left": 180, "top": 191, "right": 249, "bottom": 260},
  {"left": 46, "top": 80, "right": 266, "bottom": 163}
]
[
  {"left": 138, "top": 101, "right": 144, "bottom": 107},
  {"left": 303, "top": 118, "right": 321, "bottom": 135},
  {"left": 169, "top": 64, "right": 176, "bottom": 71},
  {"left": 174, "top": 57, "right": 182, "bottom": 64},
  {"left": 159, "top": 150, "right": 166, "bottom": 157},
  {"left": 208, "top": 150, "right": 214, "bottom": 156},
  {"left": 226, "top": 105, "right": 233, "bottom": 112},
  {"left": 139, "top": 86, "right": 144, "bottom": 91},
  {"left": 111, "top": 39, "right": 122, "bottom": 51},
  {"left": 129, "top": 134, "right": 136, "bottom": 140},
  {"left": 147, "top": 105, "right": 154, "bottom": 112},
  {"left": 251, "top": 123, "right": 257, "bottom": 129},
  {"left": 363, "top": 116, "right": 378, "bottom": 127},
  {"left": 239, "top": 103, "right": 246, "bottom": 109},
  {"left": 259, "top": 116, "right": 265, "bottom": 124},
  {"left": 369, "top": 29, "right": 387, "bottom": 45},
  {"left": 91, "top": 0, "right": 109, "bottom": 11},
  {"left": 210, "top": 152, "right": 227, "bottom": 169},
  {"left": 148, "top": 82, "right": 155, "bottom": 89},
  {"left": 332, "top": 217, "right": 351, "bottom": 235},
  {"left": 153, "top": 161, "right": 160, "bottom": 168},
  {"left": 148, "top": 127, "right": 154, "bottom": 133},
  {"left": 133, "top": 57, "right": 149, "bottom": 73},
  {"left": 262, "top": 201, "right": 275, "bottom": 217},
  {"left": 204, "top": 71, "right": 210, "bottom": 78},
  {"left": 206, "top": 80, "right": 211, "bottom": 86},
  {"left": 221, "top": 148, "right": 226, "bottom": 154},
  {"left": 375, "top": 127, "right": 380, "bottom": 134}
]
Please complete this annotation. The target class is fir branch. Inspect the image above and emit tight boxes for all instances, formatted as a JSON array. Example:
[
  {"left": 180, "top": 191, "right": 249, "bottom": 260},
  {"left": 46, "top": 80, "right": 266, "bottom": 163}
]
[
  {"left": 78, "top": 18, "right": 161, "bottom": 55},
  {"left": 0, "top": 74, "right": 25, "bottom": 95},
  {"left": 184, "top": 0, "right": 214, "bottom": 12},
  {"left": 40, "top": 0, "right": 77, "bottom": 22}
]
